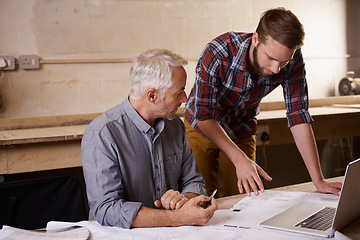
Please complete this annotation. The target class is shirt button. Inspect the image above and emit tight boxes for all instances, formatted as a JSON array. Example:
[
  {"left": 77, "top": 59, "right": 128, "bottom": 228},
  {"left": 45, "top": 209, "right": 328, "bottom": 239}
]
[
  {"left": 155, "top": 165, "right": 159, "bottom": 169},
  {"left": 157, "top": 187, "right": 160, "bottom": 191}
]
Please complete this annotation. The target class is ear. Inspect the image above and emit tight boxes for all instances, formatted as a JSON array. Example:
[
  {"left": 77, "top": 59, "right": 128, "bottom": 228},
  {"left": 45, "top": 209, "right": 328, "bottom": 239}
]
[
  {"left": 252, "top": 32, "right": 259, "bottom": 47},
  {"left": 146, "top": 88, "right": 157, "bottom": 104}
]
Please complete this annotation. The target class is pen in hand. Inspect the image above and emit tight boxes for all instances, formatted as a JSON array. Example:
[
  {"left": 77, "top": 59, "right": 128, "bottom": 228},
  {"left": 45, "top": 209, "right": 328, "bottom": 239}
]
[{"left": 203, "top": 189, "right": 217, "bottom": 209}]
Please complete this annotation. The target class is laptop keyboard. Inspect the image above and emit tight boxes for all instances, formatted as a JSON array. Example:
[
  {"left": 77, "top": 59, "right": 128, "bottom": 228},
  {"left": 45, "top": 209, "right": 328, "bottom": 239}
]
[{"left": 295, "top": 207, "right": 336, "bottom": 231}]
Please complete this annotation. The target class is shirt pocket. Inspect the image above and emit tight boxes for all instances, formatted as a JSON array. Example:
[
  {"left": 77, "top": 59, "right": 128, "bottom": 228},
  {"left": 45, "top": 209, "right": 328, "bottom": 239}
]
[{"left": 164, "top": 151, "right": 182, "bottom": 185}]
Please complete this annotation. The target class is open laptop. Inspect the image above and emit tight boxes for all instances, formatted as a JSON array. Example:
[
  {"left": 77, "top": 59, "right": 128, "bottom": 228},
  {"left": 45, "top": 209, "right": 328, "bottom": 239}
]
[{"left": 261, "top": 158, "right": 360, "bottom": 238}]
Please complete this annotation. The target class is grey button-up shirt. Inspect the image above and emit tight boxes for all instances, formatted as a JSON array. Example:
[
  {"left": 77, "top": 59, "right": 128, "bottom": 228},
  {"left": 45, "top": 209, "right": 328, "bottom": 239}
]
[{"left": 81, "top": 98, "right": 206, "bottom": 228}]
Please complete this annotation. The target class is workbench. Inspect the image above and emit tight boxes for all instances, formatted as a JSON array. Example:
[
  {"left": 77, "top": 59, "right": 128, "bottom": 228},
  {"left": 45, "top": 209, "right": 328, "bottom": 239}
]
[{"left": 1, "top": 96, "right": 360, "bottom": 175}]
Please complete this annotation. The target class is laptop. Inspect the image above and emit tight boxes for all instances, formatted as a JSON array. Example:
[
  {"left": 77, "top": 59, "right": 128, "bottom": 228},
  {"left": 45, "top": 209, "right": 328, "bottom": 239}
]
[{"left": 261, "top": 158, "right": 360, "bottom": 238}]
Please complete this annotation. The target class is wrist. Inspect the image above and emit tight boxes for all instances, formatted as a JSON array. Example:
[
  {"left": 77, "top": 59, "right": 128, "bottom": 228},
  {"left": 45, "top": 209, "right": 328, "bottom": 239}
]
[
  {"left": 183, "top": 192, "right": 198, "bottom": 200},
  {"left": 231, "top": 152, "right": 250, "bottom": 167},
  {"left": 171, "top": 209, "right": 186, "bottom": 227},
  {"left": 312, "top": 177, "right": 325, "bottom": 187}
]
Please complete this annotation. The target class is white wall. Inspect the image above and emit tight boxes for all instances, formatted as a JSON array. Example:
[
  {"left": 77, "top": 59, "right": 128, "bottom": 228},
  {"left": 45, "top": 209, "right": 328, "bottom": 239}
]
[{"left": 0, "top": 0, "right": 348, "bottom": 118}]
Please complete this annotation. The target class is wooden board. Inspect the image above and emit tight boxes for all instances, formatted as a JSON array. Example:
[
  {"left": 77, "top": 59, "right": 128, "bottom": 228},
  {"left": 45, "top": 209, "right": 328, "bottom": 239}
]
[{"left": 1, "top": 98, "right": 359, "bottom": 175}]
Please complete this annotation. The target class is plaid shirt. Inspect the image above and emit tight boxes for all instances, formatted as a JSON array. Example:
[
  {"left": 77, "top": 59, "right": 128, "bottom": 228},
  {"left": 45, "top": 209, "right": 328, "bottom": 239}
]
[{"left": 185, "top": 32, "right": 313, "bottom": 141}]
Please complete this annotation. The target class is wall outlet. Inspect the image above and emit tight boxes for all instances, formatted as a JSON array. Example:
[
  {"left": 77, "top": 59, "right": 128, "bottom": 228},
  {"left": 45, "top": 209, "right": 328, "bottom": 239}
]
[
  {"left": 19, "top": 55, "right": 40, "bottom": 69},
  {"left": 0, "top": 56, "right": 16, "bottom": 70},
  {"left": 256, "top": 124, "right": 270, "bottom": 145}
]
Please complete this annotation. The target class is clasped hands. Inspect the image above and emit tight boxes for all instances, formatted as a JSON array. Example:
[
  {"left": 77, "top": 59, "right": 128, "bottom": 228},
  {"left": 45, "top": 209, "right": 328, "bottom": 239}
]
[
  {"left": 154, "top": 189, "right": 216, "bottom": 210},
  {"left": 153, "top": 189, "right": 217, "bottom": 226}
]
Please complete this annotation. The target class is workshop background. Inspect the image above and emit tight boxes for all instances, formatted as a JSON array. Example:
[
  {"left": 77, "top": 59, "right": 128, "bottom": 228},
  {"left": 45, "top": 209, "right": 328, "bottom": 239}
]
[{"left": 1, "top": 0, "right": 359, "bottom": 193}]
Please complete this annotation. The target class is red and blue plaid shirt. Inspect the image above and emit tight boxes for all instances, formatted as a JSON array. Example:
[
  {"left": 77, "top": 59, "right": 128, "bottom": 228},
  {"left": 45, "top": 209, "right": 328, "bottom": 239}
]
[{"left": 185, "top": 32, "right": 313, "bottom": 141}]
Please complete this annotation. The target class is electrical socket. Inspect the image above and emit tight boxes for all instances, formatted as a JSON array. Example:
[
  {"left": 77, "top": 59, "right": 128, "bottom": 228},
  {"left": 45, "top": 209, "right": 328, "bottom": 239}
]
[
  {"left": 256, "top": 124, "right": 270, "bottom": 145},
  {"left": 0, "top": 56, "right": 16, "bottom": 70},
  {"left": 19, "top": 55, "right": 40, "bottom": 69}
]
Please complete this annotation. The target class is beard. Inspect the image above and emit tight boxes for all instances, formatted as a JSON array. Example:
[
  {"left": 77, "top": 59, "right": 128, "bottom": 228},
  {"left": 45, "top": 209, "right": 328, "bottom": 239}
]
[
  {"left": 155, "top": 98, "right": 180, "bottom": 121},
  {"left": 253, "top": 45, "right": 271, "bottom": 77}
]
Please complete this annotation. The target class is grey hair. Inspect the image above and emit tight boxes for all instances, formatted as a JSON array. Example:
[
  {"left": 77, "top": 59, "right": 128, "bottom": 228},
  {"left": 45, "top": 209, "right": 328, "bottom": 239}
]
[{"left": 129, "top": 49, "right": 188, "bottom": 99}]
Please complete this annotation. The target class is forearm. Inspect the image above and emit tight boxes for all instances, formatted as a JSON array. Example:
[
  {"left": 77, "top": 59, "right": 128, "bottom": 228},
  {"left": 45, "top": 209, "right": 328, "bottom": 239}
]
[
  {"left": 290, "top": 123, "right": 324, "bottom": 183},
  {"left": 196, "top": 119, "right": 272, "bottom": 195},
  {"left": 131, "top": 206, "right": 180, "bottom": 228},
  {"left": 82, "top": 146, "right": 141, "bottom": 228},
  {"left": 132, "top": 196, "right": 217, "bottom": 228}
]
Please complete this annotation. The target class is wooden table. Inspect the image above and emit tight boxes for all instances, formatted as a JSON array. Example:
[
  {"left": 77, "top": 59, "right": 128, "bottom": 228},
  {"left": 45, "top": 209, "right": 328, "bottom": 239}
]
[
  {"left": 0, "top": 114, "right": 96, "bottom": 174},
  {"left": 216, "top": 176, "right": 360, "bottom": 239},
  {"left": 257, "top": 104, "right": 360, "bottom": 146},
  {"left": 1, "top": 97, "right": 360, "bottom": 175},
  {"left": 0, "top": 125, "right": 87, "bottom": 174}
]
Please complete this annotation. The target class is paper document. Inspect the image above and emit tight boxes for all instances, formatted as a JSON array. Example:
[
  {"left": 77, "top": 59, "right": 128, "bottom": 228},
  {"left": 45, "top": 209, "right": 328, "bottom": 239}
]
[
  {"left": 0, "top": 225, "right": 89, "bottom": 240},
  {"left": 232, "top": 190, "right": 338, "bottom": 211},
  {"left": 1, "top": 190, "right": 340, "bottom": 240},
  {"left": 205, "top": 190, "right": 339, "bottom": 240},
  {"left": 47, "top": 221, "right": 244, "bottom": 240}
]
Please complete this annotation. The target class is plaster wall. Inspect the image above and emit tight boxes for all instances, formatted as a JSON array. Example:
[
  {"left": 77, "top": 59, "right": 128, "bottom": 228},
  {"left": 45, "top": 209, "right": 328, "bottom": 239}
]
[{"left": 0, "top": 0, "right": 349, "bottom": 118}]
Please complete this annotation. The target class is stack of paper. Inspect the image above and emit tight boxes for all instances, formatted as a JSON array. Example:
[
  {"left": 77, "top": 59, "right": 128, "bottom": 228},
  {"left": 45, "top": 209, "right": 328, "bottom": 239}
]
[{"left": 0, "top": 225, "right": 89, "bottom": 240}]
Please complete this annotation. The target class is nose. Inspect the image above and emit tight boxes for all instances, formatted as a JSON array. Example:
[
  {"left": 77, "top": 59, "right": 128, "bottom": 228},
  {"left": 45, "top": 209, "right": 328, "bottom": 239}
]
[
  {"left": 180, "top": 91, "right": 188, "bottom": 103},
  {"left": 270, "top": 62, "right": 281, "bottom": 74}
]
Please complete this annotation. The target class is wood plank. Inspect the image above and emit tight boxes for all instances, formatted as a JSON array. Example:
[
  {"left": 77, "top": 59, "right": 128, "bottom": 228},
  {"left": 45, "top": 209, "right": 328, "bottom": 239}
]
[
  {"left": 0, "top": 147, "right": 7, "bottom": 174},
  {"left": 260, "top": 95, "right": 360, "bottom": 111},
  {"left": 1, "top": 96, "right": 358, "bottom": 131},
  {"left": 0, "top": 101, "right": 359, "bottom": 175},
  {"left": 0, "top": 125, "right": 87, "bottom": 145},
  {"left": 1, "top": 106, "right": 360, "bottom": 147},
  {"left": 0, "top": 113, "right": 100, "bottom": 130},
  {"left": 177, "top": 95, "right": 360, "bottom": 116},
  {"left": 5, "top": 140, "right": 82, "bottom": 174},
  {"left": 257, "top": 106, "right": 360, "bottom": 145}
]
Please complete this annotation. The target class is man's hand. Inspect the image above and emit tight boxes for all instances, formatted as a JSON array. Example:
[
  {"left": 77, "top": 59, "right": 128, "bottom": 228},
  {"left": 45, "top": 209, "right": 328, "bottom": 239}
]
[
  {"left": 195, "top": 119, "right": 272, "bottom": 197},
  {"left": 154, "top": 189, "right": 189, "bottom": 210},
  {"left": 176, "top": 195, "right": 218, "bottom": 226},
  {"left": 235, "top": 157, "right": 272, "bottom": 196},
  {"left": 133, "top": 194, "right": 217, "bottom": 227},
  {"left": 314, "top": 179, "right": 342, "bottom": 196}
]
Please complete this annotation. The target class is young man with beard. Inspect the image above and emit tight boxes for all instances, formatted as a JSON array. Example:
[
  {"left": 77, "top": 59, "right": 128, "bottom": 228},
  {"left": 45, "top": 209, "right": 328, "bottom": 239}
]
[
  {"left": 82, "top": 49, "right": 217, "bottom": 229},
  {"left": 184, "top": 7, "right": 342, "bottom": 198}
]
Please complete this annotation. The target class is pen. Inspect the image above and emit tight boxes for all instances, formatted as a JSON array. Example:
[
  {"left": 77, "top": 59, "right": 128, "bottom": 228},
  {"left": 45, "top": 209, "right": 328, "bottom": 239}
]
[{"left": 203, "top": 189, "right": 217, "bottom": 208}]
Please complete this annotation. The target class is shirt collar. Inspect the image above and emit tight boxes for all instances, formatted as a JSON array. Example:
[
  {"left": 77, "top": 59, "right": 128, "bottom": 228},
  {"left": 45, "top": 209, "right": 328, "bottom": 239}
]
[
  {"left": 123, "top": 97, "right": 165, "bottom": 135},
  {"left": 232, "top": 34, "right": 252, "bottom": 73}
]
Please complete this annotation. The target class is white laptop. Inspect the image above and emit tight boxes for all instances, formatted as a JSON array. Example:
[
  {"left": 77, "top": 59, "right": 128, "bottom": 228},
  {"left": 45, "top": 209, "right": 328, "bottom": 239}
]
[{"left": 261, "top": 158, "right": 360, "bottom": 238}]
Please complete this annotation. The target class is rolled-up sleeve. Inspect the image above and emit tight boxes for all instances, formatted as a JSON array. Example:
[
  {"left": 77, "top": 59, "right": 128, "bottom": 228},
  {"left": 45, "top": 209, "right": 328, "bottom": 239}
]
[
  {"left": 81, "top": 128, "right": 142, "bottom": 229},
  {"left": 282, "top": 49, "right": 314, "bottom": 127}
]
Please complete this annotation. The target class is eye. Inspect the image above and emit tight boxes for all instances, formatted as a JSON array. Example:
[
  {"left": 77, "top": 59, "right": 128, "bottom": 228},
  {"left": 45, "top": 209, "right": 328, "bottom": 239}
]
[
  {"left": 280, "top": 61, "right": 290, "bottom": 68},
  {"left": 178, "top": 90, "right": 185, "bottom": 96}
]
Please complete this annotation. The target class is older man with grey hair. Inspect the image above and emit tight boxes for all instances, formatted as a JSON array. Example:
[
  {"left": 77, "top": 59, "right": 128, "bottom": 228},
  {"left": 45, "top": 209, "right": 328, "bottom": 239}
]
[{"left": 81, "top": 49, "right": 217, "bottom": 229}]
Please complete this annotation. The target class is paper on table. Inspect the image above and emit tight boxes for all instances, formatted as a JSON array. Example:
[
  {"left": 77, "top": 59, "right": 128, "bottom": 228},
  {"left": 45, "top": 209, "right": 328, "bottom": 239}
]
[
  {"left": 206, "top": 209, "right": 331, "bottom": 240},
  {"left": 232, "top": 190, "right": 338, "bottom": 211},
  {"left": 0, "top": 225, "right": 89, "bottom": 240},
  {"left": 42, "top": 191, "right": 339, "bottom": 240},
  {"left": 205, "top": 190, "right": 339, "bottom": 240},
  {"left": 47, "top": 221, "right": 244, "bottom": 240}
]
